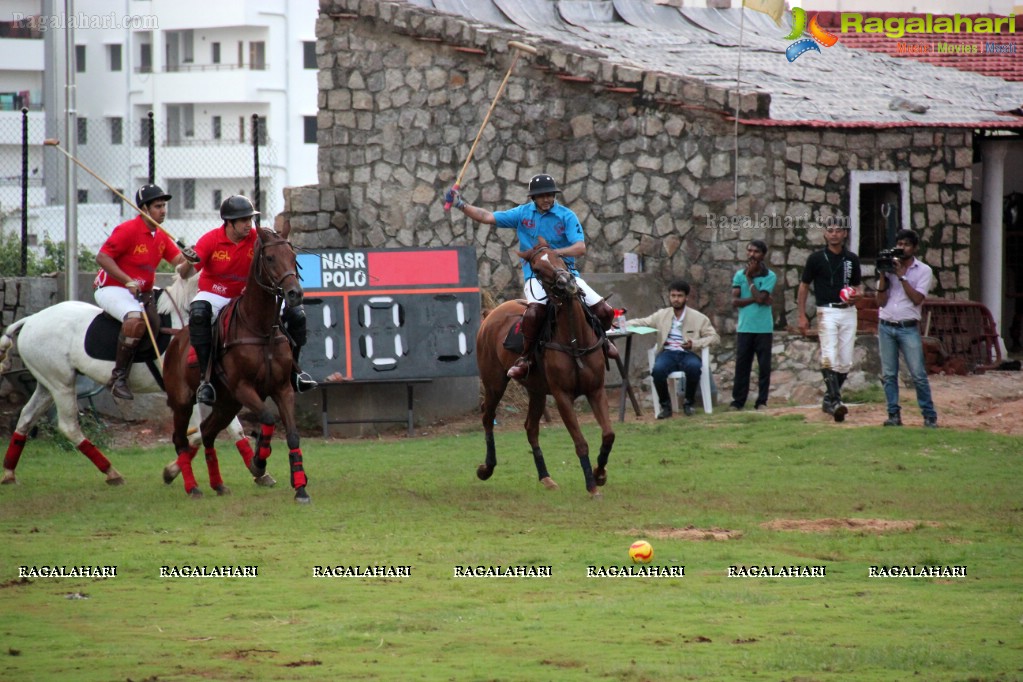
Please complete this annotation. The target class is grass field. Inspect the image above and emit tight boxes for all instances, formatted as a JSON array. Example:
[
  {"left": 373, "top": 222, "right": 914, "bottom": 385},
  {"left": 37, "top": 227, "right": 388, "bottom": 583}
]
[{"left": 1, "top": 412, "right": 1021, "bottom": 681}]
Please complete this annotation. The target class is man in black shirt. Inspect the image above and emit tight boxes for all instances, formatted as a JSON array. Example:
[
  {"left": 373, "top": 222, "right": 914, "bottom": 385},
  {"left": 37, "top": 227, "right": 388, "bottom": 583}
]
[{"left": 796, "top": 226, "right": 862, "bottom": 422}]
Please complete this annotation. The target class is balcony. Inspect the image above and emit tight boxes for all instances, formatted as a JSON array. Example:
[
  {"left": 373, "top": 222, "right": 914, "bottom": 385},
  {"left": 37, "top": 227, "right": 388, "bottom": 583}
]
[{"left": 0, "top": 36, "right": 44, "bottom": 71}]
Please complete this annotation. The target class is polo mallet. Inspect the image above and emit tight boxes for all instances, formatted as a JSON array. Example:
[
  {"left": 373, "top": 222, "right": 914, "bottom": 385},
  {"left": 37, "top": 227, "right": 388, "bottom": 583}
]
[
  {"left": 43, "top": 138, "right": 172, "bottom": 368},
  {"left": 444, "top": 41, "right": 538, "bottom": 211}
]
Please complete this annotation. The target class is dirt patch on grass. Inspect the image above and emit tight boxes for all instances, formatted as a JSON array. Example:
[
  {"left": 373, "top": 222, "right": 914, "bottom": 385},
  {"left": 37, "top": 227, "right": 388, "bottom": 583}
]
[
  {"left": 761, "top": 518, "right": 941, "bottom": 533},
  {"left": 630, "top": 526, "right": 743, "bottom": 541}
]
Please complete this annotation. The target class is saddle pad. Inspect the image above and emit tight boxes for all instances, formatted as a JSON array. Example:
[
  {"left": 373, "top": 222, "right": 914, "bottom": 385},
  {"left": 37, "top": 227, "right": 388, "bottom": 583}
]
[
  {"left": 502, "top": 316, "right": 525, "bottom": 354},
  {"left": 83, "top": 313, "right": 170, "bottom": 363}
]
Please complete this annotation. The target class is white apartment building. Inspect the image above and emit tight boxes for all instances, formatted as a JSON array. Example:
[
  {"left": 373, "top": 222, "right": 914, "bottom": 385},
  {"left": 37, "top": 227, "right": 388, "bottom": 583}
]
[{"left": 0, "top": 0, "right": 319, "bottom": 256}]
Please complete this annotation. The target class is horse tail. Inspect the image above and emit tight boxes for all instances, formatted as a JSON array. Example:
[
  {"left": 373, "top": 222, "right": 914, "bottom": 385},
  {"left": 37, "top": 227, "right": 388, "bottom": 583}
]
[{"left": 0, "top": 317, "right": 29, "bottom": 372}]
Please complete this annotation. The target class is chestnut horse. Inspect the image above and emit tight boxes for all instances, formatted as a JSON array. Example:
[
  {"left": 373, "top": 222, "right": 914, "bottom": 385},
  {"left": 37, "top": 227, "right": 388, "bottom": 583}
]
[
  {"left": 162, "top": 228, "right": 310, "bottom": 502},
  {"left": 475, "top": 237, "right": 614, "bottom": 495}
]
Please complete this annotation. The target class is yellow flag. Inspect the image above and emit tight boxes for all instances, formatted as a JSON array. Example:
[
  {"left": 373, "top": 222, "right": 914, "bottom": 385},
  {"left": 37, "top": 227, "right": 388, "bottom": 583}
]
[{"left": 743, "top": 0, "right": 785, "bottom": 26}]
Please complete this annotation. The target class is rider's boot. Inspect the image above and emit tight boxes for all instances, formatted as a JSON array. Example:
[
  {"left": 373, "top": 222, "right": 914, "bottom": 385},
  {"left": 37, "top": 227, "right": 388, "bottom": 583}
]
[
  {"left": 507, "top": 302, "right": 546, "bottom": 380},
  {"left": 282, "top": 305, "right": 317, "bottom": 393},
  {"left": 189, "top": 300, "right": 216, "bottom": 406},
  {"left": 109, "top": 315, "right": 146, "bottom": 400},
  {"left": 588, "top": 299, "right": 620, "bottom": 361}
]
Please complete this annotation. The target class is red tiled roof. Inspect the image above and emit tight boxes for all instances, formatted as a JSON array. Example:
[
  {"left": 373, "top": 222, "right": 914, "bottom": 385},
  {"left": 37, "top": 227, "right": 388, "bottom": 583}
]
[{"left": 815, "top": 12, "right": 1023, "bottom": 82}]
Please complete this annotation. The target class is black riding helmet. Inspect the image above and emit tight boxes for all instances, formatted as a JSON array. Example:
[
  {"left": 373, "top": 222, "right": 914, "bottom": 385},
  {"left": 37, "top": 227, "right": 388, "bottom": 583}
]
[
  {"left": 220, "top": 195, "right": 260, "bottom": 221},
  {"left": 136, "top": 184, "right": 171, "bottom": 208},
  {"left": 526, "top": 174, "right": 561, "bottom": 197}
]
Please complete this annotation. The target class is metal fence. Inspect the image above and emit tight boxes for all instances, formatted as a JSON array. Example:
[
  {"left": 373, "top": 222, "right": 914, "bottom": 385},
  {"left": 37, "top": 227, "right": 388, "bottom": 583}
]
[{"left": 0, "top": 110, "right": 277, "bottom": 276}]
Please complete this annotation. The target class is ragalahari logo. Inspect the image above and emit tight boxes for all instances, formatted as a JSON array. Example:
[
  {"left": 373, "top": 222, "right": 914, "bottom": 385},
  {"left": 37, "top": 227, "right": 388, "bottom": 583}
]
[{"left": 783, "top": 8, "right": 840, "bottom": 62}]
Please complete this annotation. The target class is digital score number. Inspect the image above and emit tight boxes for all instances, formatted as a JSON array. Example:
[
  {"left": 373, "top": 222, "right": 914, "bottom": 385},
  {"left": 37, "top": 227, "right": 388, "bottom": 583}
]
[{"left": 296, "top": 246, "right": 481, "bottom": 382}]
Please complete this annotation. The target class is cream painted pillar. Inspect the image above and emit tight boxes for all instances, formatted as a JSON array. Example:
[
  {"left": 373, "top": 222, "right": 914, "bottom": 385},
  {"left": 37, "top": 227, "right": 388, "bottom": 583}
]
[{"left": 980, "top": 139, "right": 1008, "bottom": 355}]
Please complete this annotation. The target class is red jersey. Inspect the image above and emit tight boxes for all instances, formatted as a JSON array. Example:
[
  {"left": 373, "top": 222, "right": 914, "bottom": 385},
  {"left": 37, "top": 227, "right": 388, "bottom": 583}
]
[
  {"left": 194, "top": 225, "right": 257, "bottom": 298},
  {"left": 94, "top": 215, "right": 180, "bottom": 291}
]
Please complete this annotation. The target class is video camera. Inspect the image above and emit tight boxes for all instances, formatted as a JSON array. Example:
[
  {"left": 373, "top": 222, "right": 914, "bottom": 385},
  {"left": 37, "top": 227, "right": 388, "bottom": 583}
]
[{"left": 876, "top": 247, "right": 905, "bottom": 273}]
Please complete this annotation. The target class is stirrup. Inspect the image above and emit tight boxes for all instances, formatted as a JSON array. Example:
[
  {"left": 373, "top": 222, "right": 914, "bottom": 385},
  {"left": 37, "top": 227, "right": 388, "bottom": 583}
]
[
  {"left": 292, "top": 371, "right": 318, "bottom": 393},
  {"left": 196, "top": 381, "right": 217, "bottom": 406}
]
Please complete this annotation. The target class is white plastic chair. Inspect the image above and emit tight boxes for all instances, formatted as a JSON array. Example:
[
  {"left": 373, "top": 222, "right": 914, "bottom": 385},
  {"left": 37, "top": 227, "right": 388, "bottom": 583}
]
[{"left": 647, "top": 346, "right": 713, "bottom": 417}]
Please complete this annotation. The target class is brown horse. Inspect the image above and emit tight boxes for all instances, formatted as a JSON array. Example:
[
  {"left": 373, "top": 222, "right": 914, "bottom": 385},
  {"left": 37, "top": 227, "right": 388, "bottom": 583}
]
[
  {"left": 475, "top": 237, "right": 614, "bottom": 495},
  {"left": 162, "top": 228, "right": 311, "bottom": 502}
]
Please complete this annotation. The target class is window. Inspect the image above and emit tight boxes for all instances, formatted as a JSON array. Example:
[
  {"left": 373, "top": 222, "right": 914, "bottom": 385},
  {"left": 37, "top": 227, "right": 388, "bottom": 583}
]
[
  {"left": 109, "top": 117, "right": 123, "bottom": 145},
  {"left": 249, "top": 41, "right": 266, "bottom": 70},
  {"left": 77, "top": 189, "right": 88, "bottom": 204},
  {"left": 303, "top": 41, "right": 316, "bottom": 69},
  {"left": 239, "top": 116, "right": 245, "bottom": 143},
  {"left": 77, "top": 117, "right": 87, "bottom": 145},
  {"left": 168, "top": 179, "right": 196, "bottom": 210},
  {"left": 108, "top": 44, "right": 122, "bottom": 71},
  {"left": 212, "top": 115, "right": 221, "bottom": 140},
  {"left": 303, "top": 116, "right": 317, "bottom": 144},
  {"left": 211, "top": 41, "right": 220, "bottom": 64},
  {"left": 237, "top": 41, "right": 244, "bottom": 67},
  {"left": 75, "top": 45, "right": 86, "bottom": 72},
  {"left": 183, "top": 179, "right": 195, "bottom": 210},
  {"left": 111, "top": 189, "right": 123, "bottom": 204},
  {"left": 139, "top": 43, "right": 152, "bottom": 73},
  {"left": 139, "top": 116, "right": 152, "bottom": 145},
  {"left": 212, "top": 189, "right": 222, "bottom": 210}
]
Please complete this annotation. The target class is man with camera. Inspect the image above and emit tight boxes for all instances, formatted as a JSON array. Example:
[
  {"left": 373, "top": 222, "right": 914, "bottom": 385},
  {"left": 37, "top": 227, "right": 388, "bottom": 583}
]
[
  {"left": 797, "top": 225, "right": 862, "bottom": 422},
  {"left": 876, "top": 229, "right": 938, "bottom": 428}
]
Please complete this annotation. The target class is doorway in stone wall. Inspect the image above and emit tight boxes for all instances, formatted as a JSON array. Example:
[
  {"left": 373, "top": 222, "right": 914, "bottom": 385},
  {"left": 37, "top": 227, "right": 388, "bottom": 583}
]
[{"left": 849, "top": 170, "right": 911, "bottom": 263}]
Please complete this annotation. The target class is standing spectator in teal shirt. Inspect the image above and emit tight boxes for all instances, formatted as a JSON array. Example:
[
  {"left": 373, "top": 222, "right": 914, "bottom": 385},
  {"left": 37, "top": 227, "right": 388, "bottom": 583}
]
[{"left": 729, "top": 240, "right": 777, "bottom": 410}]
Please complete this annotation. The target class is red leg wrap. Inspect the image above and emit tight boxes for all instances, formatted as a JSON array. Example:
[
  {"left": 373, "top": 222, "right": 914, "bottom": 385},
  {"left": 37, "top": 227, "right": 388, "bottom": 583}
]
[
  {"left": 4, "top": 432, "right": 28, "bottom": 471},
  {"left": 177, "top": 448, "right": 199, "bottom": 492},
  {"left": 257, "top": 423, "right": 275, "bottom": 461},
  {"left": 205, "top": 447, "right": 223, "bottom": 489},
  {"left": 288, "top": 448, "right": 307, "bottom": 489},
  {"left": 77, "top": 439, "right": 111, "bottom": 473},
  {"left": 235, "top": 437, "right": 255, "bottom": 468}
]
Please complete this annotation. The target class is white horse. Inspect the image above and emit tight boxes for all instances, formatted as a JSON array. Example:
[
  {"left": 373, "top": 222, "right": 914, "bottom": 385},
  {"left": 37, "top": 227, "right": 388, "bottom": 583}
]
[{"left": 0, "top": 273, "right": 262, "bottom": 487}]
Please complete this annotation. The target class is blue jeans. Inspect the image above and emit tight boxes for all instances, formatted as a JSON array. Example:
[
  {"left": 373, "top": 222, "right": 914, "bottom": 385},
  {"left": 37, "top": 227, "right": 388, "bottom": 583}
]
[
  {"left": 652, "top": 349, "right": 703, "bottom": 406},
  {"left": 878, "top": 324, "right": 937, "bottom": 420}
]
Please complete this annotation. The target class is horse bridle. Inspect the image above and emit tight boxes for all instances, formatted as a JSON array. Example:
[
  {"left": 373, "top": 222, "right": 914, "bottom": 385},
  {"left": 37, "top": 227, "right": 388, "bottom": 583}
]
[
  {"left": 252, "top": 234, "right": 300, "bottom": 298},
  {"left": 528, "top": 246, "right": 577, "bottom": 302}
]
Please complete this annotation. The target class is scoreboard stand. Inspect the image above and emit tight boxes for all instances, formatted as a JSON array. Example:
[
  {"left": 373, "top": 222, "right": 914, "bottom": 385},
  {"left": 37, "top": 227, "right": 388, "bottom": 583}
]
[{"left": 319, "top": 378, "right": 431, "bottom": 437}]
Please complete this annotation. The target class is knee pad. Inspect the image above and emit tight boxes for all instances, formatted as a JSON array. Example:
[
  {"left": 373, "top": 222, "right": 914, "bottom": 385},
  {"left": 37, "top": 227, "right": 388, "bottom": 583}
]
[
  {"left": 189, "top": 301, "right": 213, "bottom": 341},
  {"left": 282, "top": 305, "right": 308, "bottom": 346}
]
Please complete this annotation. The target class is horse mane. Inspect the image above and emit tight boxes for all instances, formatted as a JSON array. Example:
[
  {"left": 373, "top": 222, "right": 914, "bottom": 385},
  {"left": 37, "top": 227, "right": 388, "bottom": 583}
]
[{"left": 158, "top": 271, "right": 197, "bottom": 325}]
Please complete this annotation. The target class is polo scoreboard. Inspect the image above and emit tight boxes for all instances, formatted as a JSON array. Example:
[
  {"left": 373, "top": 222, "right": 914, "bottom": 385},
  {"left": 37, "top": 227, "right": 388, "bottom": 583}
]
[{"left": 297, "top": 246, "right": 481, "bottom": 382}]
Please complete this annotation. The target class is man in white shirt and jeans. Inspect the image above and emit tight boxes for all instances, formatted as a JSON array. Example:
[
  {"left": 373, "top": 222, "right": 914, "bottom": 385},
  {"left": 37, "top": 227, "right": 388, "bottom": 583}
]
[{"left": 876, "top": 229, "right": 938, "bottom": 428}]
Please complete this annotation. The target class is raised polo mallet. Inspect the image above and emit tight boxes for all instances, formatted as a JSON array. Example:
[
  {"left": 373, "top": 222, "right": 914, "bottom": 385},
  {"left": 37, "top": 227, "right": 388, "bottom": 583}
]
[
  {"left": 444, "top": 40, "right": 539, "bottom": 211},
  {"left": 43, "top": 138, "right": 178, "bottom": 369},
  {"left": 42, "top": 138, "right": 186, "bottom": 246}
]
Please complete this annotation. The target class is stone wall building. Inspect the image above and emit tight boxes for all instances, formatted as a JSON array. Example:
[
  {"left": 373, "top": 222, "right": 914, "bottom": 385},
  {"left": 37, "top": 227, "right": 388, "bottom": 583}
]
[{"left": 272, "top": 0, "right": 1023, "bottom": 409}]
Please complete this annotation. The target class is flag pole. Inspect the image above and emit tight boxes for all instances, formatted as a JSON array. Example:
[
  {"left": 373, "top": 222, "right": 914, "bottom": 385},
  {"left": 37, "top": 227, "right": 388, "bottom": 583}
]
[{"left": 734, "top": 3, "right": 747, "bottom": 211}]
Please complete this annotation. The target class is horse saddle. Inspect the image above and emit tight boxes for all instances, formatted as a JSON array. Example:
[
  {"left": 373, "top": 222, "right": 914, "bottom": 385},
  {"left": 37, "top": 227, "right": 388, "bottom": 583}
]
[{"left": 84, "top": 311, "right": 172, "bottom": 363}]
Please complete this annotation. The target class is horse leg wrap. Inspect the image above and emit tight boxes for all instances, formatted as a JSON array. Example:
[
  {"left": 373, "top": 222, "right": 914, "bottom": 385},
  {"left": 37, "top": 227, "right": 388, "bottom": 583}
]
[
  {"left": 288, "top": 448, "right": 307, "bottom": 489},
  {"left": 4, "top": 432, "right": 28, "bottom": 471},
  {"left": 77, "top": 439, "right": 111, "bottom": 473},
  {"left": 485, "top": 432, "right": 496, "bottom": 470},
  {"left": 532, "top": 445, "right": 550, "bottom": 480},
  {"left": 578, "top": 455, "right": 596, "bottom": 492},
  {"left": 235, "top": 437, "right": 255, "bottom": 468},
  {"left": 176, "top": 447, "right": 199, "bottom": 492},
  {"left": 256, "top": 423, "right": 275, "bottom": 461},
  {"left": 205, "top": 447, "right": 223, "bottom": 489}
]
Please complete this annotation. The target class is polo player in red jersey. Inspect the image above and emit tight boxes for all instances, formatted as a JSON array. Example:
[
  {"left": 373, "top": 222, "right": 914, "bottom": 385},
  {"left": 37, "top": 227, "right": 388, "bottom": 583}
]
[
  {"left": 94, "top": 184, "right": 198, "bottom": 399},
  {"left": 188, "top": 195, "right": 315, "bottom": 406}
]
